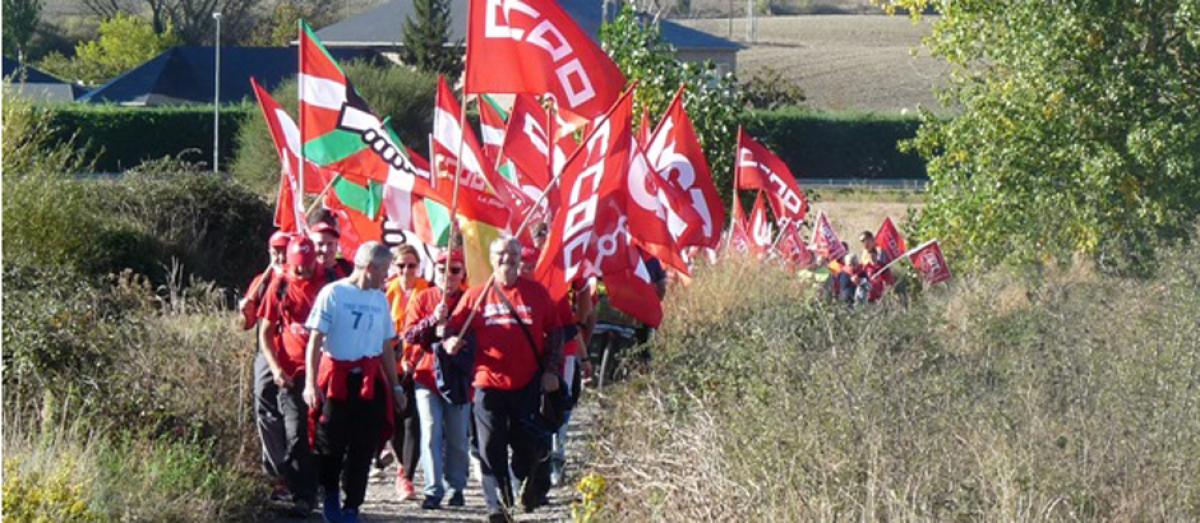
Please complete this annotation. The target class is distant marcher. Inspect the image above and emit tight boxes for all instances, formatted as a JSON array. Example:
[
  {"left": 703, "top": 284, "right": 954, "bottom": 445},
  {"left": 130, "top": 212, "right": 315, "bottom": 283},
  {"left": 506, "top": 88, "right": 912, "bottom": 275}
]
[
  {"left": 303, "top": 242, "right": 406, "bottom": 523},
  {"left": 258, "top": 237, "right": 327, "bottom": 515},
  {"left": 381, "top": 245, "right": 429, "bottom": 501},
  {"left": 443, "top": 238, "right": 564, "bottom": 522},
  {"left": 403, "top": 250, "right": 472, "bottom": 509},
  {"left": 243, "top": 231, "right": 293, "bottom": 503},
  {"left": 860, "top": 231, "right": 893, "bottom": 301}
]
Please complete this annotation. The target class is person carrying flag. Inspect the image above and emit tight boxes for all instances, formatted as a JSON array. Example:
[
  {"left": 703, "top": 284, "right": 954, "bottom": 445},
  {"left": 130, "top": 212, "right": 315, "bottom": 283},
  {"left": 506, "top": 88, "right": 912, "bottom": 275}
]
[
  {"left": 401, "top": 250, "right": 472, "bottom": 510},
  {"left": 303, "top": 242, "right": 405, "bottom": 523},
  {"left": 443, "top": 238, "right": 564, "bottom": 522},
  {"left": 859, "top": 231, "right": 894, "bottom": 302},
  {"left": 258, "top": 237, "right": 327, "bottom": 516},
  {"left": 244, "top": 231, "right": 292, "bottom": 503}
]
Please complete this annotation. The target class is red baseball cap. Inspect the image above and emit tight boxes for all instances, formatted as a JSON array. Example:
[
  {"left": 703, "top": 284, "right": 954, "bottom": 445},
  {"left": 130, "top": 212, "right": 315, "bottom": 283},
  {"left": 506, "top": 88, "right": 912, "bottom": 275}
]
[
  {"left": 436, "top": 250, "right": 464, "bottom": 264},
  {"left": 287, "top": 237, "right": 318, "bottom": 269},
  {"left": 310, "top": 221, "right": 340, "bottom": 238},
  {"left": 269, "top": 231, "right": 291, "bottom": 248}
]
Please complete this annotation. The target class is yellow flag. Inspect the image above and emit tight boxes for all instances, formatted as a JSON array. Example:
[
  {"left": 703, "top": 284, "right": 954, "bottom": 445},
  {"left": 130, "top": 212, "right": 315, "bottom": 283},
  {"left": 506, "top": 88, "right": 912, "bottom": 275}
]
[{"left": 458, "top": 218, "right": 503, "bottom": 287}]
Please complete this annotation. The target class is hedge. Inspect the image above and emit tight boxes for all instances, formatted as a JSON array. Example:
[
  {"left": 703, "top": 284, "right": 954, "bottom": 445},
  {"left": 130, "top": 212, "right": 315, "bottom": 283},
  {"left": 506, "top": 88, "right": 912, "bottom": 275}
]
[
  {"left": 745, "top": 108, "right": 926, "bottom": 180},
  {"left": 41, "top": 103, "right": 927, "bottom": 180},
  {"left": 44, "top": 104, "right": 252, "bottom": 173}
]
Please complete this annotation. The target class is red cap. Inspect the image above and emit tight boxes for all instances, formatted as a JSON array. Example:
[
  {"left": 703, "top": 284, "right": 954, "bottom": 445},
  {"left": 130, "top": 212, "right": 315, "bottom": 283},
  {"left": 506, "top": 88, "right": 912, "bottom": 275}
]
[
  {"left": 436, "top": 250, "right": 464, "bottom": 264},
  {"left": 310, "top": 221, "right": 339, "bottom": 238},
  {"left": 269, "top": 231, "right": 291, "bottom": 248},
  {"left": 286, "top": 237, "right": 318, "bottom": 269},
  {"left": 521, "top": 246, "right": 540, "bottom": 264}
]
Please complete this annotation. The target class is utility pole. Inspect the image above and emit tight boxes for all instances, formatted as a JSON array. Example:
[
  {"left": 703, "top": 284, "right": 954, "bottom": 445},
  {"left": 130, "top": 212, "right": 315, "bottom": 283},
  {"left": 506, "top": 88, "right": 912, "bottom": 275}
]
[{"left": 212, "top": 11, "right": 222, "bottom": 174}]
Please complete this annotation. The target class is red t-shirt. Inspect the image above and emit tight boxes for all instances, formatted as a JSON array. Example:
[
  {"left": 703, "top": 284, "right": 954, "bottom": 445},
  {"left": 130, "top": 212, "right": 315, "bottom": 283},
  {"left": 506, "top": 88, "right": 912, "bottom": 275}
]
[
  {"left": 402, "top": 286, "right": 464, "bottom": 393},
  {"left": 449, "top": 278, "right": 563, "bottom": 391},
  {"left": 262, "top": 271, "right": 326, "bottom": 378}
]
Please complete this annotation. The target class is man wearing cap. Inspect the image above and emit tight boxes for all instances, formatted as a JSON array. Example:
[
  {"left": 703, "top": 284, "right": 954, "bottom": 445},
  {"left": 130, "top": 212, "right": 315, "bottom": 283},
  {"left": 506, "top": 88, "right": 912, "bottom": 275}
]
[
  {"left": 304, "top": 242, "right": 405, "bottom": 523},
  {"left": 860, "top": 231, "right": 893, "bottom": 302},
  {"left": 243, "top": 230, "right": 292, "bottom": 501},
  {"left": 311, "top": 221, "right": 355, "bottom": 280},
  {"left": 443, "top": 238, "right": 564, "bottom": 521},
  {"left": 258, "top": 236, "right": 326, "bottom": 515},
  {"left": 402, "top": 249, "right": 472, "bottom": 509}
]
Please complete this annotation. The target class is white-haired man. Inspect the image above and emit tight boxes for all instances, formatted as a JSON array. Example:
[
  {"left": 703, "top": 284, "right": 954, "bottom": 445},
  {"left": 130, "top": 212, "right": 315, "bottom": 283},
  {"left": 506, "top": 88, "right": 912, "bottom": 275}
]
[{"left": 304, "top": 241, "right": 405, "bottom": 523}]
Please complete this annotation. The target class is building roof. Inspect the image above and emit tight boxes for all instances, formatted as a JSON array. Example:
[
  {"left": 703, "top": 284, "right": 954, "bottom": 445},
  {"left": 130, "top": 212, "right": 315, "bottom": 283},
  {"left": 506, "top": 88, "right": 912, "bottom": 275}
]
[
  {"left": 314, "top": 0, "right": 741, "bottom": 51},
  {"left": 78, "top": 46, "right": 379, "bottom": 106},
  {"left": 3, "top": 57, "right": 81, "bottom": 102}
]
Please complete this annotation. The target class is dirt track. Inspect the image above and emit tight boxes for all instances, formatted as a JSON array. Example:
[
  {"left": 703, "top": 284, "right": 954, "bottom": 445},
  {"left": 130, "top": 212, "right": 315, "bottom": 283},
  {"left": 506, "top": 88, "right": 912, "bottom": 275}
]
[{"left": 267, "top": 403, "right": 594, "bottom": 522}]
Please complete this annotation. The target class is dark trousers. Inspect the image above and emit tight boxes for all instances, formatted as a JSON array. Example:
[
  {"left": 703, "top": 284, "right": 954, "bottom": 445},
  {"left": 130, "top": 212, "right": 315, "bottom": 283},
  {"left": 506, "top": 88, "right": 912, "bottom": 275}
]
[
  {"left": 473, "top": 385, "right": 550, "bottom": 509},
  {"left": 389, "top": 379, "right": 421, "bottom": 481},
  {"left": 315, "top": 373, "right": 386, "bottom": 510},
  {"left": 277, "top": 378, "right": 317, "bottom": 503},
  {"left": 253, "top": 353, "right": 286, "bottom": 479}
]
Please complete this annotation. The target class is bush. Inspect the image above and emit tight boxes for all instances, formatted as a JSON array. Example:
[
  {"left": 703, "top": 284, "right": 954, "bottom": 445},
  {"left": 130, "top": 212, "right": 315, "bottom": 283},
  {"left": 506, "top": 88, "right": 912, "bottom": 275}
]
[
  {"left": 746, "top": 108, "right": 926, "bottom": 180},
  {"left": 741, "top": 66, "right": 807, "bottom": 110},
  {"left": 232, "top": 61, "right": 438, "bottom": 195},
  {"left": 42, "top": 104, "right": 251, "bottom": 173},
  {"left": 588, "top": 248, "right": 1200, "bottom": 520}
]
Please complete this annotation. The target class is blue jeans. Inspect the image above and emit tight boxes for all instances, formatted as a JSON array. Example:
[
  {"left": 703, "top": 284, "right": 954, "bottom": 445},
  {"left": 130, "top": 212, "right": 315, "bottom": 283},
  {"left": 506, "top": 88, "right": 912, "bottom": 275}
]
[{"left": 415, "top": 385, "right": 471, "bottom": 500}]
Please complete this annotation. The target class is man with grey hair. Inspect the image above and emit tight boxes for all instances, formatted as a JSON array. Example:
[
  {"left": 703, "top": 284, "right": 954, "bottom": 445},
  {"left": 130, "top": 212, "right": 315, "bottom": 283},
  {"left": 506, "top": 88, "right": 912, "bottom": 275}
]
[
  {"left": 444, "top": 237, "right": 564, "bottom": 521},
  {"left": 303, "top": 241, "right": 405, "bottom": 523}
]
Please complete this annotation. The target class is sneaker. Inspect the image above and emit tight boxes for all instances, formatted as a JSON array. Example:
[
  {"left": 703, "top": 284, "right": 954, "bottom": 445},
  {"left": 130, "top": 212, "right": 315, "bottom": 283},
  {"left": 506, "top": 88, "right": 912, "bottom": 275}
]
[
  {"left": 549, "top": 458, "right": 565, "bottom": 487},
  {"left": 395, "top": 474, "right": 417, "bottom": 501},
  {"left": 487, "top": 508, "right": 512, "bottom": 523},
  {"left": 421, "top": 496, "right": 442, "bottom": 510},
  {"left": 374, "top": 449, "right": 395, "bottom": 470},
  {"left": 341, "top": 507, "right": 360, "bottom": 523},
  {"left": 322, "top": 494, "right": 341, "bottom": 523},
  {"left": 448, "top": 491, "right": 465, "bottom": 507}
]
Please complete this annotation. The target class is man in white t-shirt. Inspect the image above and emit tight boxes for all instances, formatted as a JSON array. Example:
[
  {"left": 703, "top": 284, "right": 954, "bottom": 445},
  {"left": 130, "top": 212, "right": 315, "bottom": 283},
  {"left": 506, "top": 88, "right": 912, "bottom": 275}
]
[{"left": 303, "top": 241, "right": 404, "bottom": 523}]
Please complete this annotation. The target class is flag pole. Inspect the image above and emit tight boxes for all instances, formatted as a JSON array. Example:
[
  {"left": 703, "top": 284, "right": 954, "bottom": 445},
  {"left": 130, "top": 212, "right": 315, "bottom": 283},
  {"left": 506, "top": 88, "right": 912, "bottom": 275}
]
[
  {"left": 297, "top": 20, "right": 307, "bottom": 228},
  {"left": 304, "top": 174, "right": 342, "bottom": 217}
]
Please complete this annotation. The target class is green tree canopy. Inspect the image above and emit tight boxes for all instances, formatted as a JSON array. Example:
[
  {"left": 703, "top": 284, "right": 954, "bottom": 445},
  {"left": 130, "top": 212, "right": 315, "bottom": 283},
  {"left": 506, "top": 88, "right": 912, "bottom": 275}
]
[
  {"left": 400, "top": 0, "right": 461, "bottom": 75},
  {"left": 37, "top": 13, "right": 179, "bottom": 86},
  {"left": 880, "top": 0, "right": 1200, "bottom": 272},
  {"left": 2, "top": 0, "right": 42, "bottom": 62}
]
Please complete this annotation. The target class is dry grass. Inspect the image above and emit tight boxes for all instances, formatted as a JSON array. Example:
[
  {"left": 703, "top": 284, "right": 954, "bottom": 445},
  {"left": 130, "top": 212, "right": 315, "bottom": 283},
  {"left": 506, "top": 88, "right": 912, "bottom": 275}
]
[
  {"left": 587, "top": 247, "right": 1200, "bottom": 520},
  {"left": 676, "top": 15, "right": 949, "bottom": 113},
  {"left": 807, "top": 188, "right": 924, "bottom": 245}
]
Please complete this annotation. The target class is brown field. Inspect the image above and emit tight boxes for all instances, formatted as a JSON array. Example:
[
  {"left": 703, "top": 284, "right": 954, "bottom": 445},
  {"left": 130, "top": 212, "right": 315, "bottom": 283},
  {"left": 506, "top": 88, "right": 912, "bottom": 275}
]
[
  {"left": 676, "top": 15, "right": 949, "bottom": 113},
  {"left": 811, "top": 188, "right": 922, "bottom": 241}
]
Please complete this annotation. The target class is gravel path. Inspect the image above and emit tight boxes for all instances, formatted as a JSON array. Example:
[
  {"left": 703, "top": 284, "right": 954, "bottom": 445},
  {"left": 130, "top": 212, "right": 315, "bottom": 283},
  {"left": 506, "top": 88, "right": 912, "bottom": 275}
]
[{"left": 268, "top": 401, "right": 595, "bottom": 523}]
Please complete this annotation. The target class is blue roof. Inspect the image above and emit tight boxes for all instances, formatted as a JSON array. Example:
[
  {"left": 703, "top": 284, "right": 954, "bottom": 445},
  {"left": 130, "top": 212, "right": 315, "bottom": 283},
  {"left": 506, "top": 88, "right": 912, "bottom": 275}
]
[
  {"left": 315, "top": 0, "right": 740, "bottom": 51},
  {"left": 3, "top": 57, "right": 70, "bottom": 84},
  {"left": 78, "top": 46, "right": 379, "bottom": 105}
]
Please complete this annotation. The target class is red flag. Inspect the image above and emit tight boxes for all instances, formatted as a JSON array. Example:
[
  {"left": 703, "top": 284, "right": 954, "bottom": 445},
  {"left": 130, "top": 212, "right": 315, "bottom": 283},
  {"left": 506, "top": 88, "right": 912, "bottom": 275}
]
[
  {"left": 431, "top": 76, "right": 514, "bottom": 229},
  {"left": 728, "top": 196, "right": 752, "bottom": 256},
  {"left": 637, "top": 107, "right": 652, "bottom": 148},
  {"left": 736, "top": 128, "right": 808, "bottom": 228},
  {"left": 775, "top": 222, "right": 813, "bottom": 267},
  {"left": 604, "top": 257, "right": 664, "bottom": 328},
  {"left": 909, "top": 240, "right": 951, "bottom": 285},
  {"left": 750, "top": 191, "right": 773, "bottom": 255},
  {"left": 499, "top": 94, "right": 576, "bottom": 192},
  {"left": 809, "top": 211, "right": 847, "bottom": 261},
  {"left": 875, "top": 217, "right": 907, "bottom": 262},
  {"left": 626, "top": 137, "right": 700, "bottom": 276},
  {"left": 646, "top": 86, "right": 725, "bottom": 249},
  {"left": 534, "top": 88, "right": 643, "bottom": 308},
  {"left": 465, "top": 0, "right": 625, "bottom": 123}
]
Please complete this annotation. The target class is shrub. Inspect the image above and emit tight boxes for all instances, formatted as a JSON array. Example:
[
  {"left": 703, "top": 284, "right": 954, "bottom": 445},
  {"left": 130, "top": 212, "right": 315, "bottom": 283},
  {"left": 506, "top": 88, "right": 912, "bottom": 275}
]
[
  {"left": 746, "top": 108, "right": 926, "bottom": 180},
  {"left": 741, "top": 66, "right": 807, "bottom": 110},
  {"left": 42, "top": 104, "right": 251, "bottom": 173},
  {"left": 231, "top": 61, "right": 438, "bottom": 195},
  {"left": 588, "top": 247, "right": 1200, "bottom": 520}
]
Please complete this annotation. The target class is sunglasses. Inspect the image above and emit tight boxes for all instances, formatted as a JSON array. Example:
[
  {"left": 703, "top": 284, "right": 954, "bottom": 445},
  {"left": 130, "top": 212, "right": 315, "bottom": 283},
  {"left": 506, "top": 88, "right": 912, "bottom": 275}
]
[
  {"left": 437, "top": 265, "right": 464, "bottom": 275},
  {"left": 395, "top": 262, "right": 419, "bottom": 269}
]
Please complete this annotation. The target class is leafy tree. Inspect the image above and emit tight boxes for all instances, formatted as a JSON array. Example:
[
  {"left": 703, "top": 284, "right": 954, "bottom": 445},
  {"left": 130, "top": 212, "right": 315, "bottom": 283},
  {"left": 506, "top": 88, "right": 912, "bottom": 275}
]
[
  {"left": 599, "top": 5, "right": 746, "bottom": 201},
  {"left": 80, "top": 0, "right": 258, "bottom": 45},
  {"left": 2, "top": 0, "right": 42, "bottom": 62},
  {"left": 400, "top": 0, "right": 461, "bottom": 75},
  {"left": 37, "top": 13, "right": 179, "bottom": 86},
  {"left": 878, "top": 0, "right": 1200, "bottom": 272},
  {"left": 249, "top": 2, "right": 343, "bottom": 47}
]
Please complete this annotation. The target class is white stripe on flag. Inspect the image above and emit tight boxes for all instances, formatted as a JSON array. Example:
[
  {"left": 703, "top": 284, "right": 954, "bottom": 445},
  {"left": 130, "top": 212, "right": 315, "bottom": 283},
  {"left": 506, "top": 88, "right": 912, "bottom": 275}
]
[
  {"left": 298, "top": 74, "right": 345, "bottom": 110},
  {"left": 481, "top": 124, "right": 505, "bottom": 148}
]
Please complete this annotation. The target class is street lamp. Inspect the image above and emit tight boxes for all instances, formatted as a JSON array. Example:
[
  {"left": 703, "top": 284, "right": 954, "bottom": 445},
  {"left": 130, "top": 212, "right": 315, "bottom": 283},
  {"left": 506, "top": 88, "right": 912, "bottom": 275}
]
[{"left": 212, "top": 11, "right": 222, "bottom": 173}]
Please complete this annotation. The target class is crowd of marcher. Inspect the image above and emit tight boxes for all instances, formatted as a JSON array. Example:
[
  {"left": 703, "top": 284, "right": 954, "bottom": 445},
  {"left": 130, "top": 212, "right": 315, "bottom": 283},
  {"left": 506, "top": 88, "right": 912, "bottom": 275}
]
[{"left": 242, "top": 212, "right": 611, "bottom": 523}]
